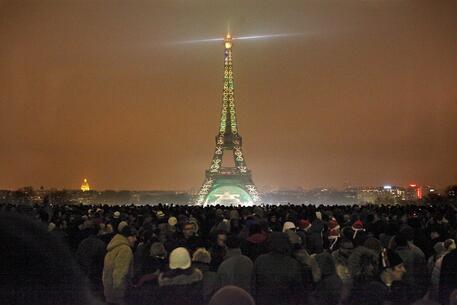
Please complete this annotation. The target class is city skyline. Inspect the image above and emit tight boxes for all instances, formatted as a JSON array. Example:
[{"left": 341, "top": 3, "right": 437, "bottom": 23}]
[{"left": 1, "top": 0, "right": 456, "bottom": 191}]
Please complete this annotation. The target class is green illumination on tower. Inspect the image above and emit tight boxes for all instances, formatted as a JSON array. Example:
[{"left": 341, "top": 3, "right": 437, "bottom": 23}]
[{"left": 196, "top": 33, "right": 261, "bottom": 206}]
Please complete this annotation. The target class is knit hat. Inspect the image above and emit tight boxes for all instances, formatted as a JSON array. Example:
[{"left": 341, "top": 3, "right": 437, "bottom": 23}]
[
  {"left": 364, "top": 237, "right": 383, "bottom": 254},
  {"left": 298, "top": 219, "right": 311, "bottom": 231},
  {"left": 192, "top": 248, "right": 211, "bottom": 264},
  {"left": 433, "top": 242, "right": 445, "bottom": 256},
  {"left": 168, "top": 216, "right": 177, "bottom": 226},
  {"left": 119, "top": 224, "right": 136, "bottom": 237},
  {"left": 117, "top": 221, "right": 128, "bottom": 232},
  {"left": 380, "top": 248, "right": 403, "bottom": 270},
  {"left": 169, "top": 247, "right": 191, "bottom": 270},
  {"left": 282, "top": 221, "right": 296, "bottom": 232},
  {"left": 209, "top": 286, "right": 255, "bottom": 305},
  {"left": 48, "top": 222, "right": 56, "bottom": 232},
  {"left": 352, "top": 220, "right": 365, "bottom": 239},
  {"left": 113, "top": 211, "right": 121, "bottom": 219},
  {"left": 150, "top": 242, "right": 166, "bottom": 257}
]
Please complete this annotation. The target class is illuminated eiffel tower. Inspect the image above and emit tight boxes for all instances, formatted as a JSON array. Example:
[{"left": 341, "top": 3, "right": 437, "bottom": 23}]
[{"left": 196, "top": 33, "right": 261, "bottom": 206}]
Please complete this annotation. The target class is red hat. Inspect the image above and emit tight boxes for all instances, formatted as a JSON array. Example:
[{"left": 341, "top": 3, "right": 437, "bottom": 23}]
[
  {"left": 298, "top": 219, "right": 311, "bottom": 231},
  {"left": 329, "top": 219, "right": 340, "bottom": 232},
  {"left": 328, "top": 219, "right": 340, "bottom": 250},
  {"left": 352, "top": 220, "right": 364, "bottom": 230},
  {"left": 352, "top": 220, "right": 365, "bottom": 239},
  {"left": 328, "top": 219, "right": 340, "bottom": 238}
]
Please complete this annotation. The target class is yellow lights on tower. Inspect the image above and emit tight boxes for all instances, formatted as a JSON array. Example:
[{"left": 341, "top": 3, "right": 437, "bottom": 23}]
[{"left": 81, "top": 178, "right": 90, "bottom": 192}]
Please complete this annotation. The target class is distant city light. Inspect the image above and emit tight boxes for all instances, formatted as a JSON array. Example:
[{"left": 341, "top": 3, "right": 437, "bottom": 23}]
[
  {"left": 409, "top": 184, "right": 417, "bottom": 188},
  {"left": 383, "top": 185, "right": 392, "bottom": 190},
  {"left": 81, "top": 178, "right": 90, "bottom": 192}
]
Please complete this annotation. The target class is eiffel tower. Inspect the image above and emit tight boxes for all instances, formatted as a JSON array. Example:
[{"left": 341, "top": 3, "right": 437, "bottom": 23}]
[{"left": 195, "top": 33, "right": 261, "bottom": 206}]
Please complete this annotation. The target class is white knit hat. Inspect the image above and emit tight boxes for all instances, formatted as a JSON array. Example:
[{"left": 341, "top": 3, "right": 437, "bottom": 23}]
[
  {"left": 282, "top": 221, "right": 296, "bottom": 232},
  {"left": 169, "top": 247, "right": 191, "bottom": 270},
  {"left": 168, "top": 216, "right": 178, "bottom": 226}
]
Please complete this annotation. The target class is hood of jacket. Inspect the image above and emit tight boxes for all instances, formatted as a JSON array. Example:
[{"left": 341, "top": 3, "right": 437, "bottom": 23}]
[
  {"left": 158, "top": 268, "right": 203, "bottom": 287},
  {"left": 247, "top": 232, "right": 267, "bottom": 244},
  {"left": 311, "top": 219, "right": 324, "bottom": 234},
  {"left": 106, "top": 233, "right": 130, "bottom": 252}
]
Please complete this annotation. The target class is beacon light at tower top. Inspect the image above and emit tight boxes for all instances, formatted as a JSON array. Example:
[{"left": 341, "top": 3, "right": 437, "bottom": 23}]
[
  {"left": 172, "top": 32, "right": 303, "bottom": 45},
  {"left": 224, "top": 33, "right": 232, "bottom": 49}
]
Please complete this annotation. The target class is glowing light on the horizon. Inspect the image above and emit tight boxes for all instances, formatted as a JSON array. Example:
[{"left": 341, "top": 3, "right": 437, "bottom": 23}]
[{"left": 81, "top": 178, "right": 90, "bottom": 192}]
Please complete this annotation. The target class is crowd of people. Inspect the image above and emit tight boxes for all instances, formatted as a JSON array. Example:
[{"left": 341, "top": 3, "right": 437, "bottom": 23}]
[{"left": 2, "top": 201, "right": 457, "bottom": 305}]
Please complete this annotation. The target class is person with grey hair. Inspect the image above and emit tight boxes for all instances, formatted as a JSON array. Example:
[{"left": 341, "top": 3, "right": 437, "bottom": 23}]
[{"left": 192, "top": 248, "right": 217, "bottom": 303}]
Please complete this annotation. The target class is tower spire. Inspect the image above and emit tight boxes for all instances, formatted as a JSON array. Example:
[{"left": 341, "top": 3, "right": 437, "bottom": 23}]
[{"left": 219, "top": 32, "right": 237, "bottom": 135}]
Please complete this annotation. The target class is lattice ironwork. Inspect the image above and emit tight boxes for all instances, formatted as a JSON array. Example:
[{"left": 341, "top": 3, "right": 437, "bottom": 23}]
[{"left": 196, "top": 34, "right": 261, "bottom": 206}]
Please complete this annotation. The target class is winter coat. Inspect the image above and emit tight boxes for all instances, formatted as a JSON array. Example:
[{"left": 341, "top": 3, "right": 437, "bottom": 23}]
[
  {"left": 308, "top": 220, "right": 324, "bottom": 254},
  {"left": 346, "top": 280, "right": 389, "bottom": 305},
  {"left": 155, "top": 268, "right": 203, "bottom": 305},
  {"left": 439, "top": 249, "right": 457, "bottom": 305},
  {"left": 126, "top": 273, "right": 159, "bottom": 305},
  {"left": 254, "top": 233, "right": 304, "bottom": 305},
  {"left": 310, "top": 252, "right": 343, "bottom": 305},
  {"left": 193, "top": 262, "right": 217, "bottom": 303},
  {"left": 102, "top": 234, "right": 134, "bottom": 304},
  {"left": 310, "top": 274, "right": 343, "bottom": 305},
  {"left": 332, "top": 247, "right": 353, "bottom": 282},
  {"left": 395, "top": 245, "right": 428, "bottom": 302},
  {"left": 254, "top": 252, "right": 304, "bottom": 305},
  {"left": 76, "top": 235, "right": 106, "bottom": 293},
  {"left": 216, "top": 248, "right": 254, "bottom": 293},
  {"left": 240, "top": 232, "right": 269, "bottom": 262},
  {"left": 209, "top": 244, "right": 226, "bottom": 271}
]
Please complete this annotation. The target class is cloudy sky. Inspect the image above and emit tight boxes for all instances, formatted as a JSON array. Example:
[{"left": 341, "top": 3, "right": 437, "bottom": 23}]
[{"left": 0, "top": 0, "right": 456, "bottom": 191}]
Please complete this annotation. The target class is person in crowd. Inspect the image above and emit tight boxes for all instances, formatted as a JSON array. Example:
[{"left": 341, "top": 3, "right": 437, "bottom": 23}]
[
  {"left": 209, "top": 285, "right": 256, "bottom": 305},
  {"left": 327, "top": 218, "right": 341, "bottom": 251},
  {"left": 179, "top": 221, "right": 204, "bottom": 254},
  {"left": 103, "top": 223, "right": 137, "bottom": 305},
  {"left": 209, "top": 230, "right": 227, "bottom": 271},
  {"left": 76, "top": 223, "right": 106, "bottom": 299},
  {"left": 254, "top": 232, "right": 304, "bottom": 305},
  {"left": 139, "top": 241, "right": 167, "bottom": 277},
  {"left": 430, "top": 239, "right": 455, "bottom": 301},
  {"left": 346, "top": 248, "right": 407, "bottom": 305},
  {"left": 127, "top": 242, "right": 167, "bottom": 305},
  {"left": 351, "top": 220, "right": 367, "bottom": 247},
  {"left": 439, "top": 242, "right": 457, "bottom": 305},
  {"left": 240, "top": 222, "right": 269, "bottom": 262},
  {"left": 390, "top": 233, "right": 428, "bottom": 302},
  {"left": 216, "top": 234, "right": 254, "bottom": 293},
  {"left": 296, "top": 219, "right": 312, "bottom": 251},
  {"left": 155, "top": 247, "right": 203, "bottom": 305},
  {"left": 268, "top": 212, "right": 282, "bottom": 232},
  {"left": 310, "top": 252, "right": 343, "bottom": 305},
  {"left": 0, "top": 212, "right": 98, "bottom": 305},
  {"left": 309, "top": 216, "right": 325, "bottom": 254},
  {"left": 192, "top": 247, "right": 217, "bottom": 303}
]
